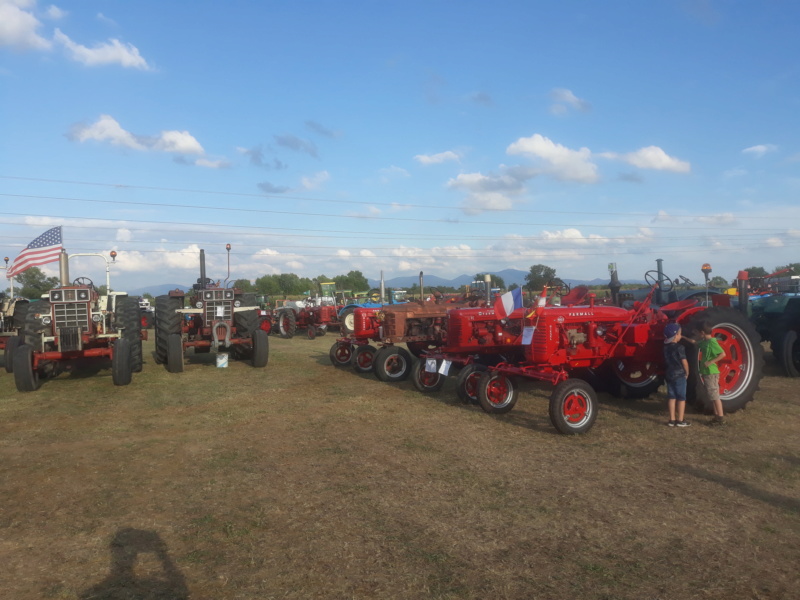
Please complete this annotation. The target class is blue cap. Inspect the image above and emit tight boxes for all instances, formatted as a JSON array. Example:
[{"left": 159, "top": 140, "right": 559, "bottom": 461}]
[{"left": 664, "top": 322, "right": 680, "bottom": 339}]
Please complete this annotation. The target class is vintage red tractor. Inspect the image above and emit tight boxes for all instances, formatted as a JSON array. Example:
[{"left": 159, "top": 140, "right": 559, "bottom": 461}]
[
  {"left": 412, "top": 267, "right": 763, "bottom": 435},
  {"left": 153, "top": 247, "right": 268, "bottom": 372},
  {"left": 13, "top": 250, "right": 143, "bottom": 391}
]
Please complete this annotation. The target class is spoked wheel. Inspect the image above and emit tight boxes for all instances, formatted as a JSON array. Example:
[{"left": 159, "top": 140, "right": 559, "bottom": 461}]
[
  {"left": 278, "top": 310, "right": 296, "bottom": 339},
  {"left": 549, "top": 379, "right": 598, "bottom": 435},
  {"left": 307, "top": 326, "right": 317, "bottom": 340},
  {"left": 456, "top": 363, "right": 487, "bottom": 404},
  {"left": 352, "top": 344, "right": 377, "bottom": 373},
  {"left": 329, "top": 341, "right": 353, "bottom": 367},
  {"left": 477, "top": 372, "right": 518, "bottom": 414},
  {"left": 411, "top": 359, "right": 445, "bottom": 393},
  {"left": 374, "top": 346, "right": 413, "bottom": 382},
  {"left": 606, "top": 359, "right": 662, "bottom": 399}
]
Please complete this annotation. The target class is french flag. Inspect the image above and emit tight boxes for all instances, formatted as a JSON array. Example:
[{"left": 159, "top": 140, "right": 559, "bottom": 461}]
[{"left": 494, "top": 287, "right": 523, "bottom": 319}]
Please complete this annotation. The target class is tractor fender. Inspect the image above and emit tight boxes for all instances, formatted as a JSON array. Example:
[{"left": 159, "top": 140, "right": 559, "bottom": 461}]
[
  {"left": 212, "top": 321, "right": 231, "bottom": 350},
  {"left": 674, "top": 306, "right": 707, "bottom": 329}
]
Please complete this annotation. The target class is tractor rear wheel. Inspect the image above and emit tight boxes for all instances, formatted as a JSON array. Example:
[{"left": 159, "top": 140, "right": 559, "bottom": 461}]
[
  {"left": 339, "top": 308, "right": 356, "bottom": 336},
  {"left": 115, "top": 296, "right": 143, "bottom": 373},
  {"left": 477, "top": 372, "right": 518, "bottom": 414},
  {"left": 683, "top": 307, "right": 764, "bottom": 413},
  {"left": 4, "top": 335, "right": 21, "bottom": 373},
  {"left": 605, "top": 359, "right": 663, "bottom": 399},
  {"left": 252, "top": 329, "right": 269, "bottom": 368},
  {"left": 21, "top": 300, "right": 50, "bottom": 348},
  {"left": 411, "top": 359, "right": 445, "bottom": 393},
  {"left": 154, "top": 295, "right": 183, "bottom": 366},
  {"left": 352, "top": 344, "right": 377, "bottom": 373},
  {"left": 13, "top": 344, "right": 41, "bottom": 392},
  {"left": 233, "top": 309, "right": 260, "bottom": 360},
  {"left": 278, "top": 309, "right": 297, "bottom": 339},
  {"left": 329, "top": 341, "right": 353, "bottom": 367},
  {"left": 778, "top": 329, "right": 799, "bottom": 377},
  {"left": 374, "top": 346, "right": 412, "bottom": 382},
  {"left": 549, "top": 379, "right": 598, "bottom": 435},
  {"left": 112, "top": 338, "right": 133, "bottom": 386},
  {"left": 166, "top": 333, "right": 184, "bottom": 373},
  {"left": 456, "top": 363, "right": 488, "bottom": 404}
]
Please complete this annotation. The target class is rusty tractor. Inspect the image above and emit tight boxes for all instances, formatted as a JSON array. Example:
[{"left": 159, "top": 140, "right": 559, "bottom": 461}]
[
  {"left": 153, "top": 247, "right": 268, "bottom": 373},
  {"left": 412, "top": 266, "right": 763, "bottom": 435},
  {"left": 13, "top": 250, "right": 143, "bottom": 391}
]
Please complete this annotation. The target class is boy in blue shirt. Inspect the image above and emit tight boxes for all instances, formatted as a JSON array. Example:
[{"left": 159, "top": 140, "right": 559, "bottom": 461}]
[{"left": 663, "top": 322, "right": 691, "bottom": 427}]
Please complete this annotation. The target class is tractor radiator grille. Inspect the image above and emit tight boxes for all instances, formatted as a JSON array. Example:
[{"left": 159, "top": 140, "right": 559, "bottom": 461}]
[
  {"left": 205, "top": 300, "right": 232, "bottom": 322},
  {"left": 447, "top": 316, "right": 465, "bottom": 343},
  {"left": 54, "top": 302, "right": 90, "bottom": 330},
  {"left": 58, "top": 326, "right": 82, "bottom": 352},
  {"left": 383, "top": 311, "right": 400, "bottom": 337}
]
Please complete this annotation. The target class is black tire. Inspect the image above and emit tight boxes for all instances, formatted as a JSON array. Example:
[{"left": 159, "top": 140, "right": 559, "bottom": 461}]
[
  {"left": 374, "top": 346, "right": 413, "bottom": 382},
  {"left": 683, "top": 306, "right": 764, "bottom": 413},
  {"left": 234, "top": 308, "right": 260, "bottom": 359},
  {"left": 549, "top": 379, "right": 598, "bottom": 435},
  {"left": 13, "top": 343, "right": 40, "bottom": 392},
  {"left": 352, "top": 344, "right": 377, "bottom": 373},
  {"left": 307, "top": 326, "right": 316, "bottom": 340},
  {"left": 477, "top": 372, "right": 518, "bottom": 414},
  {"left": 12, "top": 300, "right": 29, "bottom": 331},
  {"left": 339, "top": 307, "right": 356, "bottom": 336},
  {"left": 166, "top": 333, "right": 184, "bottom": 373},
  {"left": 779, "top": 329, "right": 799, "bottom": 377},
  {"left": 277, "top": 309, "right": 297, "bottom": 339},
  {"left": 604, "top": 359, "right": 663, "bottom": 400},
  {"left": 154, "top": 295, "right": 183, "bottom": 366},
  {"left": 411, "top": 359, "right": 445, "bottom": 393},
  {"left": 115, "top": 296, "right": 143, "bottom": 373},
  {"left": 111, "top": 338, "right": 132, "bottom": 386},
  {"left": 456, "top": 363, "right": 488, "bottom": 404},
  {"left": 20, "top": 299, "right": 51, "bottom": 348},
  {"left": 329, "top": 341, "right": 353, "bottom": 367},
  {"left": 252, "top": 329, "right": 269, "bottom": 368},
  {"left": 4, "top": 335, "right": 22, "bottom": 374}
]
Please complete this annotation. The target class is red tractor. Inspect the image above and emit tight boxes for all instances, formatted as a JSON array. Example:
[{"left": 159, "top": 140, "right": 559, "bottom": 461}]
[
  {"left": 13, "top": 250, "right": 143, "bottom": 391},
  {"left": 153, "top": 247, "right": 268, "bottom": 372},
  {"left": 412, "top": 268, "right": 763, "bottom": 435}
]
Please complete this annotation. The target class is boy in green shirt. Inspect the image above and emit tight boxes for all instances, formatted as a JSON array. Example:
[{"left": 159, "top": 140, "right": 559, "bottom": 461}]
[{"left": 697, "top": 323, "right": 727, "bottom": 425}]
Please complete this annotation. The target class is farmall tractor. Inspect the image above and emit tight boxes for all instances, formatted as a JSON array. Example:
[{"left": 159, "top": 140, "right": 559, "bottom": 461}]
[
  {"left": 273, "top": 283, "right": 342, "bottom": 340},
  {"left": 153, "top": 247, "right": 268, "bottom": 373},
  {"left": 412, "top": 266, "right": 763, "bottom": 435},
  {"left": 13, "top": 250, "right": 143, "bottom": 391}
]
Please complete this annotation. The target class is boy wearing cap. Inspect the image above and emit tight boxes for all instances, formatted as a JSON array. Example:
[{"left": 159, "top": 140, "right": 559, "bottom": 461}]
[{"left": 663, "top": 322, "right": 691, "bottom": 427}]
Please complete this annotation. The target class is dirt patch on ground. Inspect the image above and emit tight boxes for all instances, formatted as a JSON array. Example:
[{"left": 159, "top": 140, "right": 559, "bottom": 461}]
[{"left": 1, "top": 338, "right": 798, "bottom": 599}]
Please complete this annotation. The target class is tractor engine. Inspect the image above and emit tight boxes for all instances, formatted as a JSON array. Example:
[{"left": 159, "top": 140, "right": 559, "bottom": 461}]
[
  {"left": 440, "top": 307, "right": 527, "bottom": 353},
  {"left": 352, "top": 306, "right": 381, "bottom": 340}
]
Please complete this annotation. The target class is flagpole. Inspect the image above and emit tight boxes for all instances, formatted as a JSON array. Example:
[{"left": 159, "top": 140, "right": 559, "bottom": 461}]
[{"left": 2, "top": 257, "right": 12, "bottom": 296}]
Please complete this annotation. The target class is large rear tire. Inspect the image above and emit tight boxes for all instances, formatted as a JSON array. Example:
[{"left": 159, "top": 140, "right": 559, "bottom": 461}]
[
  {"left": 166, "top": 333, "right": 184, "bottom": 373},
  {"left": 233, "top": 308, "right": 260, "bottom": 360},
  {"left": 13, "top": 344, "right": 41, "bottom": 392},
  {"left": 683, "top": 307, "right": 764, "bottom": 413},
  {"left": 252, "top": 329, "right": 269, "bottom": 368},
  {"left": 605, "top": 359, "right": 663, "bottom": 399},
  {"left": 278, "top": 309, "right": 297, "bottom": 339},
  {"left": 549, "top": 379, "right": 598, "bottom": 435},
  {"left": 477, "top": 372, "right": 518, "bottom": 414},
  {"left": 115, "top": 296, "right": 143, "bottom": 373},
  {"left": 339, "top": 307, "right": 356, "bottom": 336},
  {"left": 112, "top": 338, "right": 133, "bottom": 386},
  {"left": 352, "top": 344, "right": 377, "bottom": 373},
  {"left": 154, "top": 295, "right": 183, "bottom": 366},
  {"left": 374, "top": 346, "right": 412, "bottom": 382}
]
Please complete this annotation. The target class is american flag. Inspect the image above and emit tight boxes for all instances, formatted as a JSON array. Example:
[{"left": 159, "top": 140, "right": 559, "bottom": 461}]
[{"left": 6, "top": 227, "right": 63, "bottom": 278}]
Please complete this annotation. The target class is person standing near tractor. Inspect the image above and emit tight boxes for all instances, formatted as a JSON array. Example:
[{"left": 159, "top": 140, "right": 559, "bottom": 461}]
[
  {"left": 663, "top": 322, "right": 691, "bottom": 427},
  {"left": 697, "top": 322, "right": 727, "bottom": 425}
]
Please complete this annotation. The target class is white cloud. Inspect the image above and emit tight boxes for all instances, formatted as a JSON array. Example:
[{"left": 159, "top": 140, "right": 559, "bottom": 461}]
[
  {"left": 0, "top": 0, "right": 52, "bottom": 50},
  {"left": 45, "top": 4, "right": 65, "bottom": 19},
  {"left": 336, "top": 249, "right": 351, "bottom": 257},
  {"left": 153, "top": 130, "right": 204, "bottom": 155},
  {"left": 766, "top": 237, "right": 783, "bottom": 248},
  {"left": 115, "top": 228, "right": 132, "bottom": 242},
  {"left": 549, "top": 88, "right": 590, "bottom": 115},
  {"left": 194, "top": 158, "right": 229, "bottom": 169},
  {"left": 359, "top": 249, "right": 376, "bottom": 257},
  {"left": 301, "top": 170, "right": 330, "bottom": 190},
  {"left": 414, "top": 150, "right": 460, "bottom": 165},
  {"left": 507, "top": 134, "right": 598, "bottom": 183},
  {"left": 742, "top": 144, "right": 777, "bottom": 158},
  {"left": 70, "top": 114, "right": 146, "bottom": 150},
  {"left": 605, "top": 146, "right": 691, "bottom": 173},
  {"left": 53, "top": 27, "right": 149, "bottom": 69},
  {"left": 447, "top": 172, "right": 525, "bottom": 214},
  {"left": 378, "top": 165, "right": 410, "bottom": 183}
]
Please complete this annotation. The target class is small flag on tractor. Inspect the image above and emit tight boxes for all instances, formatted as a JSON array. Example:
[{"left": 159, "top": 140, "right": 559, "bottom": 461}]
[
  {"left": 526, "top": 285, "right": 549, "bottom": 319},
  {"left": 494, "top": 287, "right": 523, "bottom": 319},
  {"left": 6, "top": 226, "right": 63, "bottom": 278}
]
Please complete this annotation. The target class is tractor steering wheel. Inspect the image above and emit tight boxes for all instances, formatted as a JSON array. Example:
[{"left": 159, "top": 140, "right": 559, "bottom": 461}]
[
  {"left": 73, "top": 277, "right": 94, "bottom": 288},
  {"left": 551, "top": 279, "right": 571, "bottom": 297},
  {"left": 644, "top": 270, "right": 674, "bottom": 292}
]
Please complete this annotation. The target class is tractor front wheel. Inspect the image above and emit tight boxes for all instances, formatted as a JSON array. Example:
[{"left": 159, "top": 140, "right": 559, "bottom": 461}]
[
  {"left": 329, "top": 341, "right": 353, "bottom": 367},
  {"left": 112, "top": 338, "right": 133, "bottom": 386},
  {"left": 307, "top": 326, "right": 316, "bottom": 340},
  {"left": 411, "top": 359, "right": 445, "bottom": 393},
  {"left": 477, "top": 372, "right": 518, "bottom": 414},
  {"left": 374, "top": 346, "right": 412, "bottom": 382},
  {"left": 549, "top": 379, "right": 598, "bottom": 435},
  {"left": 352, "top": 344, "right": 377, "bottom": 373},
  {"left": 166, "top": 333, "right": 184, "bottom": 373},
  {"left": 252, "top": 329, "right": 269, "bottom": 368},
  {"left": 456, "top": 363, "right": 488, "bottom": 404},
  {"left": 13, "top": 344, "right": 41, "bottom": 392}
]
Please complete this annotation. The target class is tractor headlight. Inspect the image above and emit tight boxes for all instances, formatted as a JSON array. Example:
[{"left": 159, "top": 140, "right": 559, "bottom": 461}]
[
  {"left": 42, "top": 316, "right": 51, "bottom": 325},
  {"left": 92, "top": 314, "right": 102, "bottom": 322},
  {"left": 196, "top": 301, "right": 203, "bottom": 309},
  {"left": 77, "top": 290, "right": 89, "bottom": 301},
  {"left": 233, "top": 300, "right": 241, "bottom": 307}
]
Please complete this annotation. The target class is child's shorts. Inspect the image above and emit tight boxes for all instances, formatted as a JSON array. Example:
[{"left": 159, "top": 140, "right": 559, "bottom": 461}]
[
  {"left": 666, "top": 377, "right": 687, "bottom": 402},
  {"left": 702, "top": 373, "right": 720, "bottom": 404}
]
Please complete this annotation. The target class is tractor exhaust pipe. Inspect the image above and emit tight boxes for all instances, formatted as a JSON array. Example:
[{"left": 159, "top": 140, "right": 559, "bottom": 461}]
[
  {"left": 737, "top": 270, "right": 749, "bottom": 316},
  {"left": 609, "top": 266, "right": 621, "bottom": 306},
  {"left": 380, "top": 270, "right": 385, "bottom": 304},
  {"left": 484, "top": 274, "right": 492, "bottom": 305},
  {"left": 199, "top": 249, "right": 207, "bottom": 290},
  {"left": 419, "top": 271, "right": 424, "bottom": 302},
  {"left": 59, "top": 250, "right": 70, "bottom": 286},
  {"left": 656, "top": 258, "right": 664, "bottom": 305}
]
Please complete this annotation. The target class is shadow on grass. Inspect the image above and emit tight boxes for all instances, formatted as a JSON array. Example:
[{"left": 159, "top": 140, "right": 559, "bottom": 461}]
[
  {"left": 80, "top": 528, "right": 189, "bottom": 599},
  {"left": 679, "top": 465, "right": 800, "bottom": 514}
]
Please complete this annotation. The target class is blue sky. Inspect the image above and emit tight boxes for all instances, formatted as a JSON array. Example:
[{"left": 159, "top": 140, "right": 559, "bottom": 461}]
[{"left": 2, "top": 0, "right": 799, "bottom": 291}]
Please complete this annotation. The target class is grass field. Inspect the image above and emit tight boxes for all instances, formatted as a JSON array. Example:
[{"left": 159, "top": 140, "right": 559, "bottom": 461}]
[{"left": 1, "top": 335, "right": 798, "bottom": 599}]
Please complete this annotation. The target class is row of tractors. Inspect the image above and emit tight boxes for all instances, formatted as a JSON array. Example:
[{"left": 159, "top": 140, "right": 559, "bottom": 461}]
[{"left": 326, "top": 266, "right": 766, "bottom": 435}]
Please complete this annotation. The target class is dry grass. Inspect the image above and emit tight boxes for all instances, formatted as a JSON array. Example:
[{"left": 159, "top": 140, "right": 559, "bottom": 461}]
[{"left": 1, "top": 337, "right": 798, "bottom": 599}]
